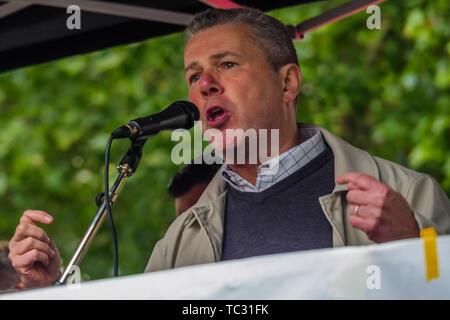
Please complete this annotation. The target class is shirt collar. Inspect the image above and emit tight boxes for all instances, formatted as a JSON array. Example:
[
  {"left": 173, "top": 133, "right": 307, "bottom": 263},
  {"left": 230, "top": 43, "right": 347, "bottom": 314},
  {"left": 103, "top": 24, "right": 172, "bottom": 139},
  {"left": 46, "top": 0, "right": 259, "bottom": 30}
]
[{"left": 221, "top": 128, "right": 326, "bottom": 192}]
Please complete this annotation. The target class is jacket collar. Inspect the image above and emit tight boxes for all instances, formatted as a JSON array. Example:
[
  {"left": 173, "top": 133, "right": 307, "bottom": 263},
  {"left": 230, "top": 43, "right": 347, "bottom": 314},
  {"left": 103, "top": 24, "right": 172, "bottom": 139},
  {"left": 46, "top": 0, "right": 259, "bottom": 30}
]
[
  {"left": 187, "top": 170, "right": 228, "bottom": 260},
  {"left": 301, "top": 123, "right": 380, "bottom": 193}
]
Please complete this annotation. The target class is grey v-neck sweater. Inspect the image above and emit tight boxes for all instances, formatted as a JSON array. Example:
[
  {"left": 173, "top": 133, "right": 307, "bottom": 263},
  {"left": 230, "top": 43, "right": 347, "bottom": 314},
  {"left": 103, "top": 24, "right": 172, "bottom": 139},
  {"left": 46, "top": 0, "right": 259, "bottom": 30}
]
[{"left": 221, "top": 147, "right": 334, "bottom": 261}]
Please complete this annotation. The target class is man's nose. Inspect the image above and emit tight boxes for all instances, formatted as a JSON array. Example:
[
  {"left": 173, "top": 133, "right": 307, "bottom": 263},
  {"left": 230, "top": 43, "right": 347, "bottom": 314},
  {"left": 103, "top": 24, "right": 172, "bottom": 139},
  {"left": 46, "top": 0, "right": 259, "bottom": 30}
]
[{"left": 199, "top": 73, "right": 223, "bottom": 97}]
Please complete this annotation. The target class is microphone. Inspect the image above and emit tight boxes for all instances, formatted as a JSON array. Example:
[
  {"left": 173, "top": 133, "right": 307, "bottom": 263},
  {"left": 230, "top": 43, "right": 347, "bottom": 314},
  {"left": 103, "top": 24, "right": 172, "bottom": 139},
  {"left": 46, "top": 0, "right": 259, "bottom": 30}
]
[{"left": 111, "top": 101, "right": 199, "bottom": 139}]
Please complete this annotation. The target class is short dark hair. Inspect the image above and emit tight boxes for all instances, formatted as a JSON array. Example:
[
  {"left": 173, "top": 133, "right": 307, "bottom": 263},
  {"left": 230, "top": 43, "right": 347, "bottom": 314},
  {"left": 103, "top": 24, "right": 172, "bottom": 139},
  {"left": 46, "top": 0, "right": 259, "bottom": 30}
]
[
  {"left": 185, "top": 7, "right": 299, "bottom": 72},
  {"left": 168, "top": 162, "right": 221, "bottom": 198}
]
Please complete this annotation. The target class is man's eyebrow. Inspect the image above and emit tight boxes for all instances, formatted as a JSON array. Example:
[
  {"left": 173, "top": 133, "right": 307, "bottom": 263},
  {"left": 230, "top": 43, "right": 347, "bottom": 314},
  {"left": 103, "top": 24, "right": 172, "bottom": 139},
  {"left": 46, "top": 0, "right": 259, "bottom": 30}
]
[
  {"left": 184, "top": 62, "right": 200, "bottom": 76},
  {"left": 184, "top": 51, "right": 243, "bottom": 76},
  {"left": 209, "top": 51, "right": 243, "bottom": 61}
]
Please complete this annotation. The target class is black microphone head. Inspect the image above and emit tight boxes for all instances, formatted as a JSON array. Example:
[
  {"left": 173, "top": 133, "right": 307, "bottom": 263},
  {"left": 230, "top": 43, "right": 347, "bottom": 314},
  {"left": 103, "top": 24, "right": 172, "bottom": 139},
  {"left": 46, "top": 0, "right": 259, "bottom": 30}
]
[
  {"left": 112, "top": 100, "right": 200, "bottom": 140},
  {"left": 171, "top": 101, "right": 200, "bottom": 129},
  {"left": 134, "top": 100, "right": 200, "bottom": 137}
]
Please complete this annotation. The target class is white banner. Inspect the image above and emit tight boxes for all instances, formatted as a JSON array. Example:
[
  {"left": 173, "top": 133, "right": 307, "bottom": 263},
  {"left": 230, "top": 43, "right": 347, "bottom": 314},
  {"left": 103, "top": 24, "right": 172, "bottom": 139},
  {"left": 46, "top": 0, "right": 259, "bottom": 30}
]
[{"left": 2, "top": 235, "right": 450, "bottom": 299}]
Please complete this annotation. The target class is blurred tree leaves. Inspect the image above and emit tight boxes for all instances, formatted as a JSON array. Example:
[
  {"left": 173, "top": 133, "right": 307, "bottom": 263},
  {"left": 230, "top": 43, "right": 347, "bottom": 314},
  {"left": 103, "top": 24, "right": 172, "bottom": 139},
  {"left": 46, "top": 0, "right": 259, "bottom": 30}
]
[
  {"left": 272, "top": 0, "right": 449, "bottom": 191},
  {"left": 0, "top": 0, "right": 448, "bottom": 280}
]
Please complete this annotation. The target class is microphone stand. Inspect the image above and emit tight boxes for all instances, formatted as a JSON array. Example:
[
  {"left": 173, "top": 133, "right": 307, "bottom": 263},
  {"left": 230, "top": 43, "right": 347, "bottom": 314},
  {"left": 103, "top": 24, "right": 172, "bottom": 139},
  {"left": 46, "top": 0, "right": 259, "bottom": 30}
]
[{"left": 55, "top": 137, "right": 147, "bottom": 285}]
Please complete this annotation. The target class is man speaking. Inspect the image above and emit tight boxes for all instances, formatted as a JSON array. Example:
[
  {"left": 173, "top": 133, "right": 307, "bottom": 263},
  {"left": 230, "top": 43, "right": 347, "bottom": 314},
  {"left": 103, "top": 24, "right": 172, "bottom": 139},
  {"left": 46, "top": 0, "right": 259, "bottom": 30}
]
[{"left": 8, "top": 7, "right": 450, "bottom": 287}]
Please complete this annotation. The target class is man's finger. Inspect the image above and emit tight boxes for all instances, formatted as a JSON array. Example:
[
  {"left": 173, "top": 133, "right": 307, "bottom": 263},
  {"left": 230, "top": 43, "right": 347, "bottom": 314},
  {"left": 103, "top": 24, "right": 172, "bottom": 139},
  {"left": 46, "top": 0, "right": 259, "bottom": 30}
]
[
  {"left": 21, "top": 210, "right": 54, "bottom": 225},
  {"left": 12, "top": 223, "right": 52, "bottom": 244},
  {"left": 348, "top": 215, "right": 376, "bottom": 234},
  {"left": 349, "top": 203, "right": 380, "bottom": 219},
  {"left": 346, "top": 189, "right": 387, "bottom": 207},
  {"left": 11, "top": 249, "right": 50, "bottom": 269},
  {"left": 48, "top": 237, "right": 60, "bottom": 256},
  {"left": 13, "top": 237, "right": 55, "bottom": 258},
  {"left": 335, "top": 172, "right": 379, "bottom": 190},
  {"left": 350, "top": 204, "right": 365, "bottom": 218}
]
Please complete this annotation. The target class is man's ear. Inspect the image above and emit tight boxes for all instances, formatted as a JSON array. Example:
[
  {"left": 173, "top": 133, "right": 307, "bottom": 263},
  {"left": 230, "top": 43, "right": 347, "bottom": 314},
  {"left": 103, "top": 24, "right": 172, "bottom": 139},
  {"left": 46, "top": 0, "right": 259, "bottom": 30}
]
[{"left": 279, "top": 63, "right": 301, "bottom": 103}]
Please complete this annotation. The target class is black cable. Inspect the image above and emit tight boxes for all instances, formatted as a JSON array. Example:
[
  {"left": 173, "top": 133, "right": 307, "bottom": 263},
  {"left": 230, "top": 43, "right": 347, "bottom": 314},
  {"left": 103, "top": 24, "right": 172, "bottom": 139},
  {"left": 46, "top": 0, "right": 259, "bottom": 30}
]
[{"left": 105, "top": 135, "right": 118, "bottom": 277}]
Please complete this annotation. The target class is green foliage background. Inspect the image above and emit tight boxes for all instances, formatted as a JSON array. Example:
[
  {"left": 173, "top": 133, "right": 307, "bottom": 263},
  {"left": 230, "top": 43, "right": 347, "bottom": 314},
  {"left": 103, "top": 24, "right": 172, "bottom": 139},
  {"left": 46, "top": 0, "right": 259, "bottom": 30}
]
[{"left": 0, "top": 0, "right": 448, "bottom": 281}]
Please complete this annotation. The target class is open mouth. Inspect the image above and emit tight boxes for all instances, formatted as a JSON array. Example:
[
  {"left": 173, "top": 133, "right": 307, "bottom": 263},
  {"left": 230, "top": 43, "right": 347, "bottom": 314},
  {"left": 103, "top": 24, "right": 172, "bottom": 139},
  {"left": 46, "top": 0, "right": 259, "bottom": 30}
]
[
  {"left": 206, "top": 105, "right": 229, "bottom": 127},
  {"left": 208, "top": 106, "right": 225, "bottom": 120}
]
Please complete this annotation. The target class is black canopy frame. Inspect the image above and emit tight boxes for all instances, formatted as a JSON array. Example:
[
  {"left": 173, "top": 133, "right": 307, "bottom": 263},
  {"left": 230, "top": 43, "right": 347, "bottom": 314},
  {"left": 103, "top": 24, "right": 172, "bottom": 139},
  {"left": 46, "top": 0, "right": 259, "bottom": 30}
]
[{"left": 0, "top": 0, "right": 385, "bottom": 73}]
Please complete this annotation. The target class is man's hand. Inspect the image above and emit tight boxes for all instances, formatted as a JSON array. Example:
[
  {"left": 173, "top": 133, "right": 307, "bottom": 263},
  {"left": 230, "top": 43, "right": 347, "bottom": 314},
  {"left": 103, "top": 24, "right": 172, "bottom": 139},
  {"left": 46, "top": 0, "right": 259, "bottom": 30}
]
[
  {"left": 335, "top": 173, "right": 420, "bottom": 243},
  {"left": 9, "top": 210, "right": 62, "bottom": 288}
]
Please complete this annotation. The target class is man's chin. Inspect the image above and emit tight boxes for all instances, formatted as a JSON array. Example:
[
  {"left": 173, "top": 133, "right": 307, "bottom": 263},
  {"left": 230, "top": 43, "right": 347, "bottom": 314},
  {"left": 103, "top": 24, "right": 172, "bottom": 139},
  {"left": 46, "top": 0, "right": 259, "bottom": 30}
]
[{"left": 212, "top": 139, "right": 258, "bottom": 165}]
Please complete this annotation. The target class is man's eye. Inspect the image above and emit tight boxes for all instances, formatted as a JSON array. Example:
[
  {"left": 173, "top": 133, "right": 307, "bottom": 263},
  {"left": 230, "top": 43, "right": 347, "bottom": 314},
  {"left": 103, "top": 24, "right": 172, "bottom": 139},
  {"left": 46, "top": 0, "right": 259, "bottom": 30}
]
[
  {"left": 189, "top": 74, "right": 201, "bottom": 83},
  {"left": 222, "top": 62, "right": 236, "bottom": 69}
]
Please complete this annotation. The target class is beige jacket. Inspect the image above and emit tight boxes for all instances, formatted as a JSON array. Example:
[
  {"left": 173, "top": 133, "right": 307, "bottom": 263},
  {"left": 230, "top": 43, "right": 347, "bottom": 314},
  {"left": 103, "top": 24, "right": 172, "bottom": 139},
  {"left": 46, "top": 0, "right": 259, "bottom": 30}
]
[{"left": 145, "top": 124, "right": 450, "bottom": 272}]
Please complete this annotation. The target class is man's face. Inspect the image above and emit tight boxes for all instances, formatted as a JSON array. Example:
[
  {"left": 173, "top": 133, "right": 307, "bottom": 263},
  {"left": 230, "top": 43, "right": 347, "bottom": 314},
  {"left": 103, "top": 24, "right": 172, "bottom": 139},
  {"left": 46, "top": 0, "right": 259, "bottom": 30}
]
[{"left": 184, "top": 23, "right": 288, "bottom": 152}]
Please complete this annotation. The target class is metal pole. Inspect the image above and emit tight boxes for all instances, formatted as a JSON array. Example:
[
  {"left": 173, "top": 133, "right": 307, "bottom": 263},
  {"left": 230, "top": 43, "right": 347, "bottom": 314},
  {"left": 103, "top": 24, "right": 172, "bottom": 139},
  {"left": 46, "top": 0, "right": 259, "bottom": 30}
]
[
  {"left": 290, "top": 0, "right": 388, "bottom": 40},
  {"left": 6, "top": 0, "right": 193, "bottom": 25},
  {"left": 55, "top": 167, "right": 129, "bottom": 285}
]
